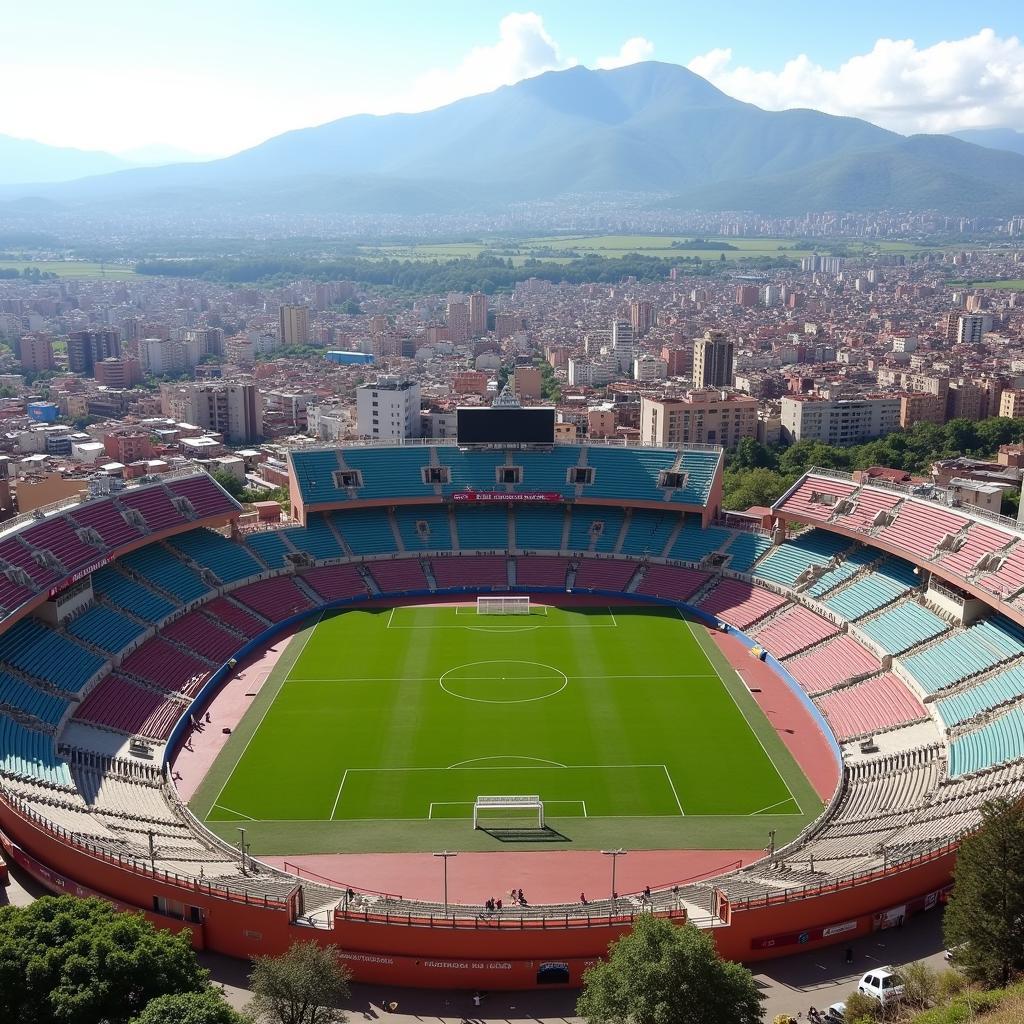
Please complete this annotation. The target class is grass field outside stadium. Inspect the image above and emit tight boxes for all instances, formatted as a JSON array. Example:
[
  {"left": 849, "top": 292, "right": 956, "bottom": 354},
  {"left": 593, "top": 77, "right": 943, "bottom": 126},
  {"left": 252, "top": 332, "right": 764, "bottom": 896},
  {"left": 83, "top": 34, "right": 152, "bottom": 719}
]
[{"left": 192, "top": 604, "right": 823, "bottom": 855}]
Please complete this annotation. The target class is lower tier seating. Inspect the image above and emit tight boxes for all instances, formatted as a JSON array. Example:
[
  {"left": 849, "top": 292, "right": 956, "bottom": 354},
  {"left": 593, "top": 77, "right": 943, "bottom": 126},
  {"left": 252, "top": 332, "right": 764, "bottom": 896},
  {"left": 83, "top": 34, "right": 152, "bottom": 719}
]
[
  {"left": 697, "top": 579, "right": 787, "bottom": 629},
  {"left": 815, "top": 674, "right": 927, "bottom": 740},
  {"left": 73, "top": 675, "right": 183, "bottom": 740},
  {"left": 751, "top": 605, "right": 840, "bottom": 660},
  {"left": 786, "top": 634, "right": 881, "bottom": 695}
]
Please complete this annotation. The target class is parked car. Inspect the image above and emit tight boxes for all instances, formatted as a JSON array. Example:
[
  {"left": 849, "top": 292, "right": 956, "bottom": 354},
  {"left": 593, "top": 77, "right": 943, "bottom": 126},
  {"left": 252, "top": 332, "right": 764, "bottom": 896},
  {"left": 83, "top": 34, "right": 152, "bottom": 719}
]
[
  {"left": 857, "top": 967, "right": 905, "bottom": 1005},
  {"left": 824, "top": 1003, "right": 846, "bottom": 1023}
]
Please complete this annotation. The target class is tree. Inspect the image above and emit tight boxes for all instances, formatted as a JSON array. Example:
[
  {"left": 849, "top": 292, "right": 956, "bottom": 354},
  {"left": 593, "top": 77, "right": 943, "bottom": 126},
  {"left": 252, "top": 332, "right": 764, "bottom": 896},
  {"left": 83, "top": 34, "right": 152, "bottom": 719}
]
[
  {"left": 838, "top": 991, "right": 879, "bottom": 1021},
  {"left": 0, "top": 895, "right": 208, "bottom": 1024},
  {"left": 248, "top": 941, "right": 351, "bottom": 1024},
  {"left": 730, "top": 438, "right": 776, "bottom": 472},
  {"left": 210, "top": 467, "right": 246, "bottom": 500},
  {"left": 895, "top": 960, "right": 938, "bottom": 1010},
  {"left": 944, "top": 797, "right": 1024, "bottom": 986},
  {"left": 131, "top": 989, "right": 250, "bottom": 1024},
  {"left": 722, "top": 468, "right": 795, "bottom": 511},
  {"left": 576, "top": 914, "right": 763, "bottom": 1024}
]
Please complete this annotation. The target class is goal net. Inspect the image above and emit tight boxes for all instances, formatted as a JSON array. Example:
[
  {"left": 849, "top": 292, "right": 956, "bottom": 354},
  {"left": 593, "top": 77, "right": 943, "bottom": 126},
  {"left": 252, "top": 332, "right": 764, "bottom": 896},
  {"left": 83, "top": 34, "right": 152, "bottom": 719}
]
[
  {"left": 473, "top": 794, "right": 545, "bottom": 829},
  {"left": 477, "top": 595, "right": 531, "bottom": 615}
]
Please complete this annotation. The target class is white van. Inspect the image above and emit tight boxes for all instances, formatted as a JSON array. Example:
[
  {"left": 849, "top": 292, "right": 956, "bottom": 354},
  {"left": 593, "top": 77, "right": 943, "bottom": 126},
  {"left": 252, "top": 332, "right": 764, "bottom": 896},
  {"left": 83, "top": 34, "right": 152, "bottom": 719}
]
[{"left": 857, "top": 967, "right": 904, "bottom": 1005}]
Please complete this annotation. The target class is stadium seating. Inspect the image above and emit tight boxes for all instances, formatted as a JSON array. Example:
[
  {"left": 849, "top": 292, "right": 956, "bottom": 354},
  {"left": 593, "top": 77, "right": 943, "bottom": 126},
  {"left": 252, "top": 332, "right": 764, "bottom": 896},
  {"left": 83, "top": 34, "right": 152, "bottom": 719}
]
[
  {"left": 66, "top": 604, "right": 145, "bottom": 654},
  {"left": 202, "top": 597, "right": 265, "bottom": 637},
  {"left": 22, "top": 515, "right": 101, "bottom": 570},
  {"left": 68, "top": 498, "right": 143, "bottom": 549},
  {"left": 572, "top": 558, "right": 636, "bottom": 592},
  {"left": 634, "top": 564, "right": 710, "bottom": 602},
  {"left": 120, "top": 638, "right": 210, "bottom": 694},
  {"left": 0, "top": 618, "right": 104, "bottom": 693},
  {"left": 331, "top": 510, "right": 396, "bottom": 556},
  {"left": 786, "top": 634, "right": 881, "bottom": 695},
  {"left": 566, "top": 507, "right": 623, "bottom": 553},
  {"left": 774, "top": 476, "right": 856, "bottom": 523},
  {"left": 875, "top": 500, "right": 969, "bottom": 561},
  {"left": 831, "top": 486, "right": 901, "bottom": 532},
  {"left": 118, "top": 486, "right": 187, "bottom": 533},
  {"left": 0, "top": 536, "right": 58, "bottom": 587},
  {"left": 667, "top": 519, "right": 731, "bottom": 564},
  {"left": 751, "top": 605, "right": 840, "bottom": 659},
  {"left": 858, "top": 601, "right": 948, "bottom": 655},
  {"left": 290, "top": 449, "right": 348, "bottom": 503},
  {"left": 231, "top": 577, "right": 314, "bottom": 622},
  {"left": 394, "top": 506, "right": 452, "bottom": 552},
  {"left": 364, "top": 560, "right": 427, "bottom": 594},
  {"left": 976, "top": 543, "right": 1024, "bottom": 600},
  {"left": 619, "top": 510, "right": 680, "bottom": 558},
  {"left": 937, "top": 521, "right": 1015, "bottom": 578},
  {"left": 341, "top": 447, "right": 433, "bottom": 500},
  {"left": 935, "top": 665, "right": 1024, "bottom": 729},
  {"left": 903, "top": 616, "right": 1024, "bottom": 694},
  {"left": 949, "top": 706, "right": 1024, "bottom": 776},
  {"left": 0, "top": 671, "right": 68, "bottom": 726},
  {"left": 0, "top": 713, "right": 70, "bottom": 785},
  {"left": 512, "top": 505, "right": 565, "bottom": 551},
  {"left": 166, "top": 474, "right": 240, "bottom": 518},
  {"left": 823, "top": 558, "right": 919, "bottom": 620},
  {"left": 724, "top": 532, "right": 771, "bottom": 572},
  {"left": 514, "top": 556, "right": 570, "bottom": 589},
  {"left": 431, "top": 555, "right": 508, "bottom": 589},
  {"left": 752, "top": 530, "right": 852, "bottom": 587},
  {"left": 513, "top": 448, "right": 581, "bottom": 495},
  {"left": 73, "top": 674, "right": 183, "bottom": 740},
  {"left": 815, "top": 673, "right": 927, "bottom": 740},
  {"left": 0, "top": 569, "right": 37, "bottom": 614},
  {"left": 805, "top": 547, "right": 876, "bottom": 598},
  {"left": 243, "top": 529, "right": 293, "bottom": 569},
  {"left": 674, "top": 450, "right": 722, "bottom": 506},
  {"left": 120, "top": 545, "right": 210, "bottom": 604},
  {"left": 697, "top": 579, "right": 787, "bottom": 629},
  {"left": 437, "top": 449, "right": 505, "bottom": 492},
  {"left": 91, "top": 566, "right": 177, "bottom": 624},
  {"left": 583, "top": 448, "right": 677, "bottom": 502},
  {"left": 282, "top": 516, "right": 345, "bottom": 560},
  {"left": 162, "top": 612, "right": 242, "bottom": 663},
  {"left": 168, "top": 528, "right": 262, "bottom": 584},
  {"left": 453, "top": 506, "right": 507, "bottom": 550}
]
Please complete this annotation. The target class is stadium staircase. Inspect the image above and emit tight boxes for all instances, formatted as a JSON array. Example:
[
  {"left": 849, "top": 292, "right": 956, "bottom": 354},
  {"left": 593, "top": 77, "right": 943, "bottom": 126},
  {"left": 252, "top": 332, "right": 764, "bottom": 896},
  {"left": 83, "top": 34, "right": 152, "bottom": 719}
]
[
  {"left": 447, "top": 507, "right": 460, "bottom": 551},
  {"left": 387, "top": 511, "right": 405, "bottom": 553},
  {"left": 421, "top": 558, "right": 438, "bottom": 591},
  {"left": 507, "top": 557, "right": 517, "bottom": 587}
]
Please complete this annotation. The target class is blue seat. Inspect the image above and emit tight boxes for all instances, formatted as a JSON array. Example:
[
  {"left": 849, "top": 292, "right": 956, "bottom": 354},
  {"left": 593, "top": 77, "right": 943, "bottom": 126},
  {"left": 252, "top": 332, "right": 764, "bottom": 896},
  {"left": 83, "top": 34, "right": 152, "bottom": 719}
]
[
  {"left": 92, "top": 566, "right": 177, "bottom": 623},
  {"left": 752, "top": 530, "right": 851, "bottom": 587},
  {"left": 904, "top": 615, "right": 1024, "bottom": 693},
  {"left": 331, "top": 509, "right": 397, "bottom": 555},
  {"left": 619, "top": 510, "right": 681, "bottom": 557},
  {"left": 0, "top": 618, "right": 104, "bottom": 693},
  {"left": 567, "top": 507, "right": 624, "bottom": 553},
  {"left": 282, "top": 516, "right": 344, "bottom": 560},
  {"left": 513, "top": 506, "right": 565, "bottom": 550},
  {"left": 67, "top": 604, "right": 144, "bottom": 654},
  {"left": 725, "top": 532, "right": 771, "bottom": 572},
  {"left": 949, "top": 705, "right": 1024, "bottom": 776},
  {"left": 824, "top": 558, "right": 918, "bottom": 620},
  {"left": 0, "top": 671, "right": 68, "bottom": 726},
  {"left": 244, "top": 530, "right": 292, "bottom": 569},
  {"left": 394, "top": 506, "right": 453, "bottom": 552},
  {"left": 936, "top": 665, "right": 1024, "bottom": 729},
  {"left": 454, "top": 506, "right": 507, "bottom": 549},
  {"left": 342, "top": 448, "right": 434, "bottom": 500},
  {"left": 168, "top": 528, "right": 262, "bottom": 584},
  {"left": 120, "top": 545, "right": 211, "bottom": 604},
  {"left": 0, "top": 712, "right": 71, "bottom": 785},
  {"left": 859, "top": 602, "right": 947, "bottom": 655}
]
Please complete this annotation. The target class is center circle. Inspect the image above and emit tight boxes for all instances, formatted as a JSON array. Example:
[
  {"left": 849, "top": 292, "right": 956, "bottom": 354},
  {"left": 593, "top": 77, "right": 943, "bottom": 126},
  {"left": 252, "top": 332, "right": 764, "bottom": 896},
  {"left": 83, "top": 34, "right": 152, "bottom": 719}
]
[{"left": 439, "top": 660, "right": 568, "bottom": 704}]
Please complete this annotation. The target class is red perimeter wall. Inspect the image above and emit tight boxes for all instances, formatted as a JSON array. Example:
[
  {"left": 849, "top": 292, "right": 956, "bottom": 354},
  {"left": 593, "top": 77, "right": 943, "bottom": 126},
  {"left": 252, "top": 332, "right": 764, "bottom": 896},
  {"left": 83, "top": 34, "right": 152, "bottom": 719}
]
[{"left": 0, "top": 796, "right": 955, "bottom": 989}]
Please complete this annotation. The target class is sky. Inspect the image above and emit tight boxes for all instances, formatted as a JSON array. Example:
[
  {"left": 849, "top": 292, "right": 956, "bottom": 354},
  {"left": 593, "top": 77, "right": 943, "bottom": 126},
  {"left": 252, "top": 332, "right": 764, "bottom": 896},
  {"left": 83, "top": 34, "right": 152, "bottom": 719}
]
[{"left": 2, "top": 1, "right": 1023, "bottom": 158}]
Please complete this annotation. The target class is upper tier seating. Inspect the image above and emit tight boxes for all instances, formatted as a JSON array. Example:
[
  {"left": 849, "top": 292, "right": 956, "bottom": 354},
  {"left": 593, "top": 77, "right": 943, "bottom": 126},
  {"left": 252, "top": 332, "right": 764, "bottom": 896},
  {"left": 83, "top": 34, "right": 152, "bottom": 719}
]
[
  {"left": 949, "top": 706, "right": 1024, "bottom": 776},
  {"left": 515, "top": 556, "right": 570, "bottom": 589},
  {"left": 168, "top": 528, "right": 262, "bottom": 584},
  {"left": 668, "top": 520, "right": 731, "bottom": 564},
  {"left": 73, "top": 674, "right": 183, "bottom": 740},
  {"left": 22, "top": 515, "right": 100, "bottom": 570},
  {"left": 91, "top": 566, "right": 176, "bottom": 624},
  {"left": 697, "top": 579, "right": 787, "bottom": 629},
  {"left": 815, "top": 673, "right": 927, "bottom": 740},
  {"left": 935, "top": 665, "right": 1024, "bottom": 729},
  {"left": 673, "top": 450, "right": 721, "bottom": 505},
  {"left": 513, "top": 506, "right": 565, "bottom": 551},
  {"left": 342, "top": 447, "right": 433, "bottom": 500},
  {"left": 162, "top": 611, "right": 241, "bottom": 663},
  {"left": 202, "top": 597, "right": 265, "bottom": 637},
  {"left": 431, "top": 555, "right": 508, "bottom": 589},
  {"left": 438, "top": 450, "right": 505, "bottom": 493},
  {"left": 751, "top": 605, "right": 840, "bottom": 659},
  {"left": 858, "top": 601, "right": 948, "bottom": 655},
  {"left": 331, "top": 510, "right": 396, "bottom": 556},
  {"left": 66, "top": 604, "right": 145, "bottom": 655},
  {"left": 118, "top": 487, "right": 187, "bottom": 533},
  {"left": 823, "top": 557, "right": 918, "bottom": 620},
  {"left": 787, "top": 634, "right": 881, "bottom": 695},
  {"left": 0, "top": 713, "right": 70, "bottom": 785},
  {"left": 752, "top": 530, "right": 851, "bottom": 587},
  {"left": 290, "top": 449, "right": 348, "bottom": 503},
  {"left": 937, "top": 521, "right": 1015, "bottom": 578},
  {"left": 875, "top": 500, "right": 969, "bottom": 561},
  {"left": 243, "top": 530, "right": 293, "bottom": 569},
  {"left": 0, "top": 567, "right": 37, "bottom": 614},
  {"left": 0, "top": 618, "right": 104, "bottom": 693},
  {"left": 232, "top": 577, "right": 314, "bottom": 622},
  {"left": 572, "top": 558, "right": 636, "bottom": 592},
  {"left": 831, "top": 486, "right": 901, "bottom": 532},
  {"left": 513, "top": 448, "right": 581, "bottom": 495},
  {"left": 453, "top": 506, "right": 507, "bottom": 550},
  {"left": 619, "top": 510, "right": 679, "bottom": 558},
  {"left": 166, "top": 474, "right": 240, "bottom": 519},
  {"left": 725, "top": 532, "right": 771, "bottom": 572},
  {"left": 282, "top": 516, "right": 345, "bottom": 560},
  {"left": 0, "top": 536, "right": 57, "bottom": 587},
  {"left": 805, "top": 548, "right": 876, "bottom": 598},
  {"left": 903, "top": 616, "right": 1024, "bottom": 694},
  {"left": 0, "top": 671, "right": 68, "bottom": 726},
  {"left": 634, "top": 564, "right": 710, "bottom": 603},
  {"left": 567, "top": 507, "right": 623, "bottom": 553},
  {"left": 120, "top": 545, "right": 210, "bottom": 604},
  {"left": 394, "top": 506, "right": 453, "bottom": 552},
  {"left": 775, "top": 477, "right": 856, "bottom": 523},
  {"left": 68, "top": 499, "right": 143, "bottom": 549},
  {"left": 583, "top": 448, "right": 676, "bottom": 502},
  {"left": 976, "top": 543, "right": 1024, "bottom": 599},
  {"left": 120, "top": 638, "right": 210, "bottom": 695},
  {"left": 364, "top": 559, "right": 428, "bottom": 593}
]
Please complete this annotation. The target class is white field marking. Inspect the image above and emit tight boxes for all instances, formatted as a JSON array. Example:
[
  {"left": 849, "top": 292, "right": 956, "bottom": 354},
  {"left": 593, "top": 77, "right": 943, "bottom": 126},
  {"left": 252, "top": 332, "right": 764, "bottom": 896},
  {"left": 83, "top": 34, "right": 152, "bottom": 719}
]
[
  {"left": 386, "top": 606, "right": 396, "bottom": 629},
  {"left": 749, "top": 797, "right": 799, "bottom": 816},
  {"left": 683, "top": 618, "right": 804, "bottom": 816},
  {"left": 439, "top": 660, "right": 568, "bottom": 704},
  {"left": 339, "top": 763, "right": 676, "bottom": 772},
  {"left": 211, "top": 803, "right": 257, "bottom": 821},
  {"left": 608, "top": 607, "right": 618, "bottom": 626},
  {"left": 662, "top": 765, "right": 686, "bottom": 816},
  {"left": 207, "top": 610, "right": 324, "bottom": 813},
  {"left": 428, "top": 801, "right": 474, "bottom": 819},
  {"left": 329, "top": 768, "right": 349, "bottom": 819},
  {"left": 287, "top": 674, "right": 720, "bottom": 683},
  {"left": 447, "top": 754, "right": 568, "bottom": 769}
]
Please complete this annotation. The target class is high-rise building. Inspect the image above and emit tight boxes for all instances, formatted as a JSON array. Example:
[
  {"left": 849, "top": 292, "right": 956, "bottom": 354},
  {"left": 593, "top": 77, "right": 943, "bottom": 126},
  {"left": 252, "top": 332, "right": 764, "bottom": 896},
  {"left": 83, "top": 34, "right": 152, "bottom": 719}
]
[
  {"left": 629, "top": 300, "right": 654, "bottom": 336},
  {"left": 999, "top": 389, "right": 1024, "bottom": 419},
  {"left": 513, "top": 365, "right": 542, "bottom": 401},
  {"left": 185, "top": 381, "right": 263, "bottom": 443},
  {"left": 957, "top": 314, "right": 992, "bottom": 344},
  {"left": 611, "top": 320, "right": 635, "bottom": 374},
  {"left": 447, "top": 302, "right": 470, "bottom": 344},
  {"left": 640, "top": 391, "right": 757, "bottom": 448},
  {"left": 781, "top": 395, "right": 901, "bottom": 444},
  {"left": 140, "top": 337, "right": 195, "bottom": 376},
  {"left": 67, "top": 329, "right": 120, "bottom": 375},
  {"left": 469, "top": 292, "right": 488, "bottom": 337},
  {"left": 19, "top": 333, "right": 54, "bottom": 373},
  {"left": 356, "top": 376, "right": 422, "bottom": 440},
  {"left": 735, "top": 285, "right": 760, "bottom": 307},
  {"left": 95, "top": 357, "right": 143, "bottom": 389},
  {"left": 692, "top": 330, "right": 734, "bottom": 389},
  {"left": 279, "top": 304, "right": 310, "bottom": 346}
]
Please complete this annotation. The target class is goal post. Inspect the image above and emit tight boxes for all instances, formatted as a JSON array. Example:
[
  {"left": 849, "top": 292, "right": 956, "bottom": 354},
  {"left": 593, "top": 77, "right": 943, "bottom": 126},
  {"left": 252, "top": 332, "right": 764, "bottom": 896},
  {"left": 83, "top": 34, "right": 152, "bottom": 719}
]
[
  {"left": 473, "top": 794, "right": 545, "bottom": 829},
  {"left": 477, "top": 595, "right": 531, "bottom": 615}
]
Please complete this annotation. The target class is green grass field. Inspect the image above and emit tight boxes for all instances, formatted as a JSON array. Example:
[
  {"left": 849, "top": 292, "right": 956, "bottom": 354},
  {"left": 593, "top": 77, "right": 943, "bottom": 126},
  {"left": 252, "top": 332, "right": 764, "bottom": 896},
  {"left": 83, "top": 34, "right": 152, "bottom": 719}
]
[
  {"left": 0, "top": 260, "right": 136, "bottom": 279},
  {"left": 192, "top": 605, "right": 822, "bottom": 854}
]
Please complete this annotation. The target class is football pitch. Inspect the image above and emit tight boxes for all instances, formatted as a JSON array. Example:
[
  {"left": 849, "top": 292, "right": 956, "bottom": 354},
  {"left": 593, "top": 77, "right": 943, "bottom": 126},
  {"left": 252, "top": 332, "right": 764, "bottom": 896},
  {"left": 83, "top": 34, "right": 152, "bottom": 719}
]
[{"left": 193, "top": 605, "right": 823, "bottom": 853}]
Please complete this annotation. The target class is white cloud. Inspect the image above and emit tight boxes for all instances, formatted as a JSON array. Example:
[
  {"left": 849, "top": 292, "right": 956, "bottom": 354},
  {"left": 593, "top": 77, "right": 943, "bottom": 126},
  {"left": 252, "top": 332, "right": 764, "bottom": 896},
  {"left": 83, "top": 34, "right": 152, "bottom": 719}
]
[
  {"left": 687, "top": 29, "right": 1024, "bottom": 134},
  {"left": 596, "top": 36, "right": 655, "bottom": 70}
]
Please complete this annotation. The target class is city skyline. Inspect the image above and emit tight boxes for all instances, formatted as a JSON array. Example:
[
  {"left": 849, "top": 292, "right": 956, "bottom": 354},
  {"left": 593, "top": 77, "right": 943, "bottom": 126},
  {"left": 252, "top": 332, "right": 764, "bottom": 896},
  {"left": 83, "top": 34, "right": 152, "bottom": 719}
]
[{"left": 1, "top": 2, "right": 1022, "bottom": 157}]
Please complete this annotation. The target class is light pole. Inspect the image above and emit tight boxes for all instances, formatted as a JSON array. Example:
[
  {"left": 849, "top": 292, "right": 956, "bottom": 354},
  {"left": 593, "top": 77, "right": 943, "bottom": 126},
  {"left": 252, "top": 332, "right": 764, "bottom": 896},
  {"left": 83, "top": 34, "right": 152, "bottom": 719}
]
[
  {"left": 433, "top": 851, "right": 457, "bottom": 914},
  {"left": 601, "top": 849, "right": 627, "bottom": 906},
  {"left": 237, "top": 827, "right": 247, "bottom": 873}
]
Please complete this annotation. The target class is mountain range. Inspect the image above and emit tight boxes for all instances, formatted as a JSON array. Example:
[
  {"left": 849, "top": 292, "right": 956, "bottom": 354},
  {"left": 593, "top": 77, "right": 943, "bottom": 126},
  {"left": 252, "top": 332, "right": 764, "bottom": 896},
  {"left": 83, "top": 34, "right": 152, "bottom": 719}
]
[{"left": 3, "top": 62, "right": 1024, "bottom": 217}]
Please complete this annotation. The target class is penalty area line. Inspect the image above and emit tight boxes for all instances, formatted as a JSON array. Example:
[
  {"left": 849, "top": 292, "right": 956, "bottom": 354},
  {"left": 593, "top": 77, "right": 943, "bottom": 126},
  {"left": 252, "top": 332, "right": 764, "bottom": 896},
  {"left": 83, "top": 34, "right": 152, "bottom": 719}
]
[
  {"left": 329, "top": 768, "right": 349, "bottom": 819},
  {"left": 662, "top": 765, "right": 685, "bottom": 816}
]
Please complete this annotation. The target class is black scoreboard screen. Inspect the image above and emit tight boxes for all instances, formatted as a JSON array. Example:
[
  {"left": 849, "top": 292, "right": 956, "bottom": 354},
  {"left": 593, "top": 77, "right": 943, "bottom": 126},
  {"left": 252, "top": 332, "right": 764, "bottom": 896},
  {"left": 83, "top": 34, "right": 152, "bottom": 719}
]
[{"left": 456, "top": 407, "right": 555, "bottom": 444}]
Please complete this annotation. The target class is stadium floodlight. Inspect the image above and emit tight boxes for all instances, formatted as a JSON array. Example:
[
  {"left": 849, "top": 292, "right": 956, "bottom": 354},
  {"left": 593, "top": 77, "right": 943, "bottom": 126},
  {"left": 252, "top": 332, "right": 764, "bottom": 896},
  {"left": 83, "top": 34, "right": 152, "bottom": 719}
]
[
  {"left": 601, "top": 848, "right": 627, "bottom": 906},
  {"left": 432, "top": 850, "right": 458, "bottom": 914}
]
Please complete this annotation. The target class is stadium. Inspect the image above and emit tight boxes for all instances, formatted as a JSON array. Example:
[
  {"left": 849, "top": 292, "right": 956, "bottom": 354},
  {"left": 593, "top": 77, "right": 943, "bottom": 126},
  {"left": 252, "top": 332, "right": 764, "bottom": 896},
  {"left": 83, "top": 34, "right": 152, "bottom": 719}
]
[{"left": 0, "top": 411, "right": 1021, "bottom": 990}]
